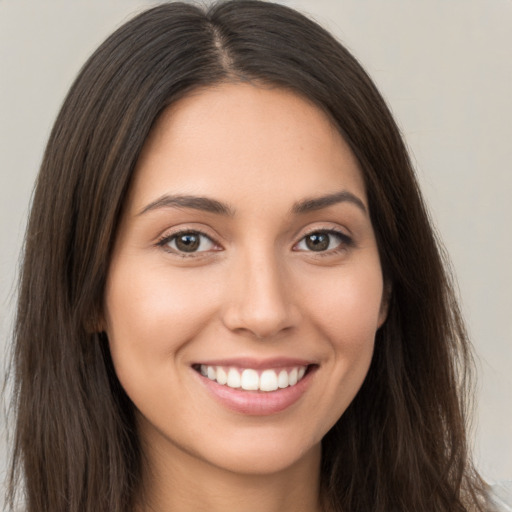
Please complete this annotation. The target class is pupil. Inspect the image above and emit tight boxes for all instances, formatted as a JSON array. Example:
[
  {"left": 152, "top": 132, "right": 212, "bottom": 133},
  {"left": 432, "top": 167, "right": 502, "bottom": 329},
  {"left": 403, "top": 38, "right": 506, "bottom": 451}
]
[
  {"left": 176, "top": 234, "right": 200, "bottom": 252},
  {"left": 306, "top": 233, "right": 329, "bottom": 251}
]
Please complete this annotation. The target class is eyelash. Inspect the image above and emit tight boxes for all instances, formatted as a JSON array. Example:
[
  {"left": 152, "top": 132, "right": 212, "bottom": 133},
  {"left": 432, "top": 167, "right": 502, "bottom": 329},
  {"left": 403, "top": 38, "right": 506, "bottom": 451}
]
[
  {"left": 156, "top": 229, "right": 218, "bottom": 258},
  {"left": 294, "top": 228, "right": 354, "bottom": 257},
  {"left": 156, "top": 227, "right": 354, "bottom": 258}
]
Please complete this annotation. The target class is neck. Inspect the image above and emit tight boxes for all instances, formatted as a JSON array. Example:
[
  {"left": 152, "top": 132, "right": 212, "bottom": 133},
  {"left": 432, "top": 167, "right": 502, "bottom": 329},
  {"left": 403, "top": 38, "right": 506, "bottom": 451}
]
[{"left": 136, "top": 432, "right": 324, "bottom": 512}]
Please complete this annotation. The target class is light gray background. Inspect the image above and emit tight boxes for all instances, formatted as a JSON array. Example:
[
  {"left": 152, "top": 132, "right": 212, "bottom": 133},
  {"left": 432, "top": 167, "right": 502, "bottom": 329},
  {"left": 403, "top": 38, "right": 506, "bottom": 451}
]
[{"left": 1, "top": 0, "right": 511, "bottom": 497}]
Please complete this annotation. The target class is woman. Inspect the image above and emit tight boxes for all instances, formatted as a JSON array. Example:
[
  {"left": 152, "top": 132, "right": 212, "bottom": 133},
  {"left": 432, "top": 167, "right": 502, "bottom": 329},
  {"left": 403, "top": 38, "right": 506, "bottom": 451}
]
[{"left": 6, "top": 1, "right": 499, "bottom": 511}]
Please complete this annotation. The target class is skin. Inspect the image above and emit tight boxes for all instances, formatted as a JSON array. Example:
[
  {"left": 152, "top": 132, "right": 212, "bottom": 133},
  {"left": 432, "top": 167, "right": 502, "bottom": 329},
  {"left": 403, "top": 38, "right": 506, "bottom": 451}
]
[{"left": 103, "top": 83, "right": 388, "bottom": 512}]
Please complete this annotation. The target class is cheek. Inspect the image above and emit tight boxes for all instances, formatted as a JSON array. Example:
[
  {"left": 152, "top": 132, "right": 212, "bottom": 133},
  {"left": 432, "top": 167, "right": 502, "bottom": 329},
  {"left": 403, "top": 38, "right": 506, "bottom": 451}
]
[
  {"left": 103, "top": 260, "right": 219, "bottom": 383},
  {"left": 306, "top": 257, "right": 385, "bottom": 345},
  {"left": 300, "top": 257, "right": 383, "bottom": 421}
]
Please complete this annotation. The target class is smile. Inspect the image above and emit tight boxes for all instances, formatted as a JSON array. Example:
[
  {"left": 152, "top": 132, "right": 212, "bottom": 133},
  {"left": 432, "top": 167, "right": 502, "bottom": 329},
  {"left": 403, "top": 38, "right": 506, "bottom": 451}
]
[
  {"left": 192, "top": 361, "right": 317, "bottom": 415},
  {"left": 197, "top": 365, "right": 308, "bottom": 392}
]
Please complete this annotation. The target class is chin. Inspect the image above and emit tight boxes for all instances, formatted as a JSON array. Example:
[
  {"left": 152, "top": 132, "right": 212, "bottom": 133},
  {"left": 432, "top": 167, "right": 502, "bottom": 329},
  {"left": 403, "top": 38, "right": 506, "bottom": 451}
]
[{"left": 200, "top": 436, "right": 322, "bottom": 477}]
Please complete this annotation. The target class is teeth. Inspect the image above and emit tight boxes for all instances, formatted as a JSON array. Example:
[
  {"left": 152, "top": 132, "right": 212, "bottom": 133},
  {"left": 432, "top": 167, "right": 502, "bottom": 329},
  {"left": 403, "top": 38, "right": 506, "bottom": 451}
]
[
  {"left": 277, "top": 369, "right": 289, "bottom": 389},
  {"left": 216, "top": 367, "right": 228, "bottom": 385},
  {"left": 260, "top": 369, "right": 278, "bottom": 391},
  {"left": 207, "top": 366, "right": 217, "bottom": 381},
  {"left": 241, "top": 369, "right": 259, "bottom": 390},
  {"left": 199, "top": 365, "right": 309, "bottom": 392},
  {"left": 227, "top": 368, "right": 241, "bottom": 388}
]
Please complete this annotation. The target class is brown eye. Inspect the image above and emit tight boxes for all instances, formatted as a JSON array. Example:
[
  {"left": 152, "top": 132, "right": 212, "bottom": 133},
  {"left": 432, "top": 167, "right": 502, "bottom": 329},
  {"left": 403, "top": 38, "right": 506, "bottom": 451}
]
[
  {"left": 304, "top": 233, "right": 330, "bottom": 251},
  {"left": 176, "top": 233, "right": 201, "bottom": 252},
  {"left": 295, "top": 230, "right": 351, "bottom": 253},
  {"left": 159, "top": 231, "right": 216, "bottom": 254}
]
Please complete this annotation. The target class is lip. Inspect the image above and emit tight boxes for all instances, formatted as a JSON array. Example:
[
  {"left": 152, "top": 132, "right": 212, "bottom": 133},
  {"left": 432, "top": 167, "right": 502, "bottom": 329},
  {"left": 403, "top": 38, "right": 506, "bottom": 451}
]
[{"left": 193, "top": 361, "right": 318, "bottom": 416}]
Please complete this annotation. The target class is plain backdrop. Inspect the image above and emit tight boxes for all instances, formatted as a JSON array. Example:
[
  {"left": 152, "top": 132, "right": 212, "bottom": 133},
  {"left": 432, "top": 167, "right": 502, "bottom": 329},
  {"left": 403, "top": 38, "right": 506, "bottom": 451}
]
[{"left": 1, "top": 0, "right": 511, "bottom": 497}]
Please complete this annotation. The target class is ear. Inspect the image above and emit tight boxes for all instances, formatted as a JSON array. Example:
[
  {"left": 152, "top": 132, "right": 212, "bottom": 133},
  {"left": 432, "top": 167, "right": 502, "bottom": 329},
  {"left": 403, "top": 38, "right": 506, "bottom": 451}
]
[{"left": 377, "top": 281, "right": 392, "bottom": 328}]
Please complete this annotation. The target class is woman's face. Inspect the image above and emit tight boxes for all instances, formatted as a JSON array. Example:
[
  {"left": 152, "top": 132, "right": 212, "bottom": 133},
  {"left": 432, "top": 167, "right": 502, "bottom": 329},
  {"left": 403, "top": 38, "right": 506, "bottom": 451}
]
[{"left": 104, "top": 83, "right": 387, "bottom": 476}]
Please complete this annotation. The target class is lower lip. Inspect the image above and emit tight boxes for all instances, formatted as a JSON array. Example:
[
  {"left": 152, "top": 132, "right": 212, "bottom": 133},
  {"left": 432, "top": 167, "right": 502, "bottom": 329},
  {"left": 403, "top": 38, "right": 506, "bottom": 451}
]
[{"left": 195, "top": 367, "right": 316, "bottom": 416}]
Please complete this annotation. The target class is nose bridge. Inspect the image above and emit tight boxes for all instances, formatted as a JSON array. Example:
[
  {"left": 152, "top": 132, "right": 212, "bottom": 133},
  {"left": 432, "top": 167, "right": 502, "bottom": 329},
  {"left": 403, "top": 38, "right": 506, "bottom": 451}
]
[{"left": 222, "top": 243, "right": 298, "bottom": 338}]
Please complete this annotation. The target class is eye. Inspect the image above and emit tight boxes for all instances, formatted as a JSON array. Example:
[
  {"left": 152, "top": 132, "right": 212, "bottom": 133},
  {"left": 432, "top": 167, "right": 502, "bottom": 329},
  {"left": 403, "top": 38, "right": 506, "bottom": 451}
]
[
  {"left": 158, "top": 230, "right": 217, "bottom": 254},
  {"left": 294, "top": 230, "right": 351, "bottom": 253}
]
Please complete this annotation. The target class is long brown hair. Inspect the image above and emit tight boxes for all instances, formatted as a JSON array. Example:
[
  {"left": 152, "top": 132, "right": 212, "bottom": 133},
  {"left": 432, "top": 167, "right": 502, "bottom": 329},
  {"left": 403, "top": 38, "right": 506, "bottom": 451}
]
[{"left": 7, "top": 1, "right": 488, "bottom": 511}]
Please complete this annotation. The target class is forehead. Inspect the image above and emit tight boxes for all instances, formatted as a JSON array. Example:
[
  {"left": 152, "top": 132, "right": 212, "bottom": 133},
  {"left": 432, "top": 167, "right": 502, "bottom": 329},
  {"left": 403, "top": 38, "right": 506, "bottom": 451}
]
[{"left": 129, "top": 83, "right": 366, "bottom": 213}]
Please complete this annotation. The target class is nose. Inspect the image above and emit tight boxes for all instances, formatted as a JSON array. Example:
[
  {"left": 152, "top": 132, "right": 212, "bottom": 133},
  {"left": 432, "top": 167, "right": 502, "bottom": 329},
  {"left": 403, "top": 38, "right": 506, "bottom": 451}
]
[{"left": 221, "top": 250, "right": 301, "bottom": 339}]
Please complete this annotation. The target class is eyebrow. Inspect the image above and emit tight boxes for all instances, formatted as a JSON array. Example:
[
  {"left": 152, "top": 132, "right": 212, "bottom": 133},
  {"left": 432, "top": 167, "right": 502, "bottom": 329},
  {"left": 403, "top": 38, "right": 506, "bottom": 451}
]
[
  {"left": 138, "top": 194, "right": 234, "bottom": 216},
  {"left": 292, "top": 190, "right": 367, "bottom": 215},
  {"left": 138, "top": 189, "right": 367, "bottom": 217}
]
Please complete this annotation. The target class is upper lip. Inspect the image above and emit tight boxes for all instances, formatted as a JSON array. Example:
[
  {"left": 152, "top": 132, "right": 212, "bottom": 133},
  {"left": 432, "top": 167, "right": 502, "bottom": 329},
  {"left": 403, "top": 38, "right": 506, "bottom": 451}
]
[{"left": 192, "top": 357, "right": 316, "bottom": 369}]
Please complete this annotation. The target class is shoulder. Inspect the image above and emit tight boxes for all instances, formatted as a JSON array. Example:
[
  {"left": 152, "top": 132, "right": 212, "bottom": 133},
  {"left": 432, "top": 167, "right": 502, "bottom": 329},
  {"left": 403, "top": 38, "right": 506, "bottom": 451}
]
[{"left": 488, "top": 481, "right": 512, "bottom": 512}]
